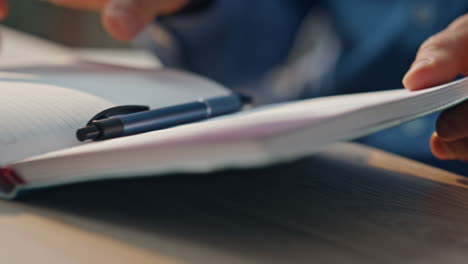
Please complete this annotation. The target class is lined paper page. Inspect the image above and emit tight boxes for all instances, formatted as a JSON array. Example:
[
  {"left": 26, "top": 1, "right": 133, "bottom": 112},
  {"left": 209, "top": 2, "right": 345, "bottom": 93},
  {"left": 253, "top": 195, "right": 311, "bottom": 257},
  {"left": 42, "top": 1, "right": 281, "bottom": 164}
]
[
  {"left": 9, "top": 89, "right": 427, "bottom": 185},
  {"left": 0, "top": 81, "right": 113, "bottom": 165},
  {"left": 0, "top": 66, "right": 230, "bottom": 166},
  {"left": 3, "top": 65, "right": 231, "bottom": 108},
  {"left": 14, "top": 80, "right": 468, "bottom": 185}
]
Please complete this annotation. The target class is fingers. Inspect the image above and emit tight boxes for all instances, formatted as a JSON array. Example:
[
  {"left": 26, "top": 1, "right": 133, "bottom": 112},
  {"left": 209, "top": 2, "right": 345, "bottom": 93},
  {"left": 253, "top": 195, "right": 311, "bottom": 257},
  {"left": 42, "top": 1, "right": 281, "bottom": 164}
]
[
  {"left": 430, "top": 102, "right": 468, "bottom": 161},
  {"left": 404, "top": 14, "right": 468, "bottom": 162},
  {"left": 403, "top": 14, "right": 468, "bottom": 91},
  {"left": 3, "top": 0, "right": 188, "bottom": 42},
  {"left": 102, "top": 0, "right": 189, "bottom": 42},
  {"left": 430, "top": 132, "right": 468, "bottom": 161},
  {"left": 436, "top": 102, "right": 468, "bottom": 142}
]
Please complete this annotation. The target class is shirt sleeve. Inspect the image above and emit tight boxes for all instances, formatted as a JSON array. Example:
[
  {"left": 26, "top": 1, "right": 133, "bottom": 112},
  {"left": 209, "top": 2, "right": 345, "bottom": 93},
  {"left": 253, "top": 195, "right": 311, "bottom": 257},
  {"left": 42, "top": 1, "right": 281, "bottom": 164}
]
[{"left": 143, "top": 0, "right": 316, "bottom": 89}]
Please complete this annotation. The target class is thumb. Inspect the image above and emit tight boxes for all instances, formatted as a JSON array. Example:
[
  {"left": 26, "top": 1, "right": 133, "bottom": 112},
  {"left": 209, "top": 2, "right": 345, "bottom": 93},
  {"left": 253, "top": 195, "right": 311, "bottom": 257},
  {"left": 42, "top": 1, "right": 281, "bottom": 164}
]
[
  {"left": 403, "top": 14, "right": 468, "bottom": 91},
  {"left": 102, "top": 0, "right": 189, "bottom": 42}
]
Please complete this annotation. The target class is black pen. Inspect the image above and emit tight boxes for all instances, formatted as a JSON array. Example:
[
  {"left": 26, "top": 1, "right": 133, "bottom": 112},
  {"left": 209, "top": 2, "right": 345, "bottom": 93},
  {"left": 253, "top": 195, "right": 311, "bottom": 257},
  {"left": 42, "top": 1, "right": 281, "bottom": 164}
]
[{"left": 76, "top": 93, "right": 250, "bottom": 141}]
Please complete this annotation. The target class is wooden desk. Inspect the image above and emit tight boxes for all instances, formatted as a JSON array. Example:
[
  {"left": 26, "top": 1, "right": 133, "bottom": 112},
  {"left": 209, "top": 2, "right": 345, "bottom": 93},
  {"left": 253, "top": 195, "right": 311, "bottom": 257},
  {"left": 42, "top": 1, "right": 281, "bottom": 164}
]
[{"left": 1, "top": 143, "right": 467, "bottom": 264}]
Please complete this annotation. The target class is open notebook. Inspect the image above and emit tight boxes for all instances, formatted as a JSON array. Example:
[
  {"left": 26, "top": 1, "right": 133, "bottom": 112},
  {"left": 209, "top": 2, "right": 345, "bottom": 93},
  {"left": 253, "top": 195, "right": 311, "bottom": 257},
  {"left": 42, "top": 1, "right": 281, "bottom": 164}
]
[
  {"left": 1, "top": 67, "right": 468, "bottom": 198},
  {"left": 1, "top": 27, "right": 468, "bottom": 199}
]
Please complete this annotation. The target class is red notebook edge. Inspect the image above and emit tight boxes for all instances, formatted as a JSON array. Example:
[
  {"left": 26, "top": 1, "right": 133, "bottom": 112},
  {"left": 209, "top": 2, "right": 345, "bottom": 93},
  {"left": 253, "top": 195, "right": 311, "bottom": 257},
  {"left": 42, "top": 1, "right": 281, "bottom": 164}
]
[{"left": 0, "top": 166, "right": 26, "bottom": 195}]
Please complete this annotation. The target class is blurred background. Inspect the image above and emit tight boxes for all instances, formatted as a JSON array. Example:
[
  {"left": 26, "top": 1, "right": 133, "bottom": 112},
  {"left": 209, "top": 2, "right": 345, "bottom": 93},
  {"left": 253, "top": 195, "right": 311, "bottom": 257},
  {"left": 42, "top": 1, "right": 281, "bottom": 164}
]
[{"left": 3, "top": 0, "right": 129, "bottom": 48}]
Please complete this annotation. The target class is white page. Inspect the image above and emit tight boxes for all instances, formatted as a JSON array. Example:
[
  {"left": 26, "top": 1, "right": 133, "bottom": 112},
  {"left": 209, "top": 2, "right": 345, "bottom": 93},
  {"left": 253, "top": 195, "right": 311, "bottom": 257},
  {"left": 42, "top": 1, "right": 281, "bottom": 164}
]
[
  {"left": 0, "top": 64, "right": 231, "bottom": 166},
  {"left": 12, "top": 78, "right": 468, "bottom": 191},
  {"left": 0, "top": 81, "right": 114, "bottom": 165},
  {"left": 0, "top": 26, "right": 230, "bottom": 109},
  {"left": 7, "top": 88, "right": 432, "bottom": 184},
  {"left": 0, "top": 64, "right": 230, "bottom": 108},
  {"left": 12, "top": 89, "right": 429, "bottom": 166}
]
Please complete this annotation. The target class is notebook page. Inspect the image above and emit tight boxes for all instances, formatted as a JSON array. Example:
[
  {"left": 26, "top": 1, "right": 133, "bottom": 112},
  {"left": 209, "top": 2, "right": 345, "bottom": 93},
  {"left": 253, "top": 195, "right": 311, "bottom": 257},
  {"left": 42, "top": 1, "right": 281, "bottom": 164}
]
[
  {"left": 13, "top": 89, "right": 422, "bottom": 165},
  {"left": 10, "top": 80, "right": 467, "bottom": 188},
  {"left": 0, "top": 81, "right": 113, "bottom": 165},
  {"left": 0, "top": 27, "right": 230, "bottom": 109},
  {"left": 1, "top": 64, "right": 231, "bottom": 108},
  {"left": 220, "top": 80, "right": 465, "bottom": 131},
  {"left": 0, "top": 89, "right": 416, "bottom": 188},
  {"left": 10, "top": 89, "right": 422, "bottom": 179}
]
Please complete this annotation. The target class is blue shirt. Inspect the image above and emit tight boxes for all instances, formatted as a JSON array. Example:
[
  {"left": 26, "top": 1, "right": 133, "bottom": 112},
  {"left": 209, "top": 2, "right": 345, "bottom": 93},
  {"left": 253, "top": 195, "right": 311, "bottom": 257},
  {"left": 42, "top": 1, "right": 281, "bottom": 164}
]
[{"left": 145, "top": 0, "right": 468, "bottom": 173}]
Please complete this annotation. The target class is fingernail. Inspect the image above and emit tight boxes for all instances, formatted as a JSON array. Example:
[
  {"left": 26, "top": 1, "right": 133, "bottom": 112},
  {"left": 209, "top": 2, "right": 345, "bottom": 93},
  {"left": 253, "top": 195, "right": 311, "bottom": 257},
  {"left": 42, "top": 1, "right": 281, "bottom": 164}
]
[
  {"left": 402, "top": 58, "right": 434, "bottom": 90},
  {"left": 409, "top": 58, "right": 433, "bottom": 73}
]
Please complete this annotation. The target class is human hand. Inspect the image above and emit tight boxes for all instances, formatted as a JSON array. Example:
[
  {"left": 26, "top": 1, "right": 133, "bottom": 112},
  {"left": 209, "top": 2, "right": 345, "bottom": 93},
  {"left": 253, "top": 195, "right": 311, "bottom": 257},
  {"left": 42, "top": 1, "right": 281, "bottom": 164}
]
[
  {"left": 0, "top": 0, "right": 190, "bottom": 41},
  {"left": 403, "top": 14, "right": 468, "bottom": 161}
]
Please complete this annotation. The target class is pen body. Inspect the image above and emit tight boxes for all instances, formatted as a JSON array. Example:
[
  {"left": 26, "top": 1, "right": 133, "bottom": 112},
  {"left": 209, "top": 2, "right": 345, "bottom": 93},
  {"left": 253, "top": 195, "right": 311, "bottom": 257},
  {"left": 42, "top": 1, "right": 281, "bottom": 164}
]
[
  {"left": 79, "top": 94, "right": 245, "bottom": 141},
  {"left": 120, "top": 102, "right": 208, "bottom": 136}
]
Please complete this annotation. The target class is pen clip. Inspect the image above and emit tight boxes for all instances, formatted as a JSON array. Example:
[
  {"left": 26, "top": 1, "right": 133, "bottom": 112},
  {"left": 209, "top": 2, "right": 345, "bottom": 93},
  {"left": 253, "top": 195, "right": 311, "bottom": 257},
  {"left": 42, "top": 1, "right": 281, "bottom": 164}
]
[{"left": 86, "top": 105, "right": 150, "bottom": 126}]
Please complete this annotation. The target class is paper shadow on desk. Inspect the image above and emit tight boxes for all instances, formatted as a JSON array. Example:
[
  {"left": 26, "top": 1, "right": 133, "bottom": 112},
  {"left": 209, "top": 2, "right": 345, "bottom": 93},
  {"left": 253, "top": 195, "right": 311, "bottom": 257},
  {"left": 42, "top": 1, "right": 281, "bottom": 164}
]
[{"left": 19, "top": 144, "right": 468, "bottom": 263}]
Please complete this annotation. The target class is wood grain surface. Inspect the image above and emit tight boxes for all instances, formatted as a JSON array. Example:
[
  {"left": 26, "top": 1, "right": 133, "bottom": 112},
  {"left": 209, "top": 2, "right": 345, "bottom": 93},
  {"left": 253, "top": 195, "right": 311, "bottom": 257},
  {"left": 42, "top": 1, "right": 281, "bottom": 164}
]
[{"left": 1, "top": 143, "right": 468, "bottom": 264}]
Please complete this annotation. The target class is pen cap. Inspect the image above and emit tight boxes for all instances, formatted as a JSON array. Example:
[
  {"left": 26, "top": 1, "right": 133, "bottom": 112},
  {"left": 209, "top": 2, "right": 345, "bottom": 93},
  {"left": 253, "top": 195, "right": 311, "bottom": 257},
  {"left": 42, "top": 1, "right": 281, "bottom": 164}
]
[
  {"left": 76, "top": 125, "right": 101, "bottom": 141},
  {"left": 205, "top": 94, "right": 244, "bottom": 117}
]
